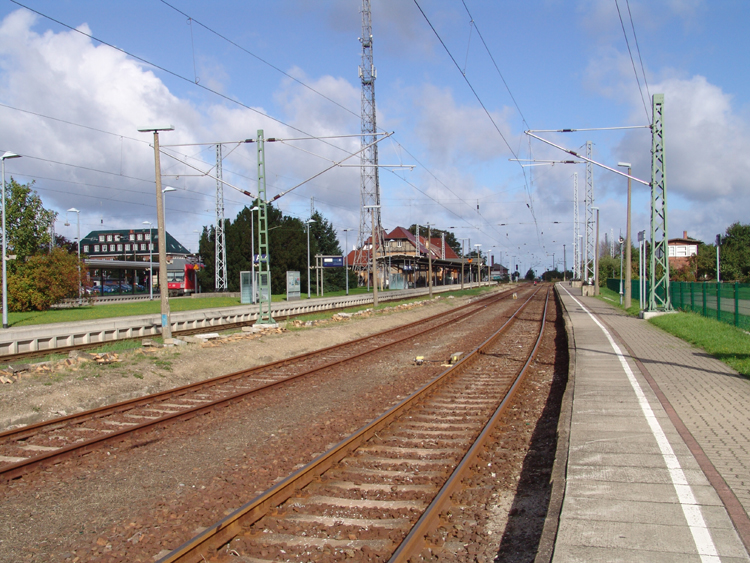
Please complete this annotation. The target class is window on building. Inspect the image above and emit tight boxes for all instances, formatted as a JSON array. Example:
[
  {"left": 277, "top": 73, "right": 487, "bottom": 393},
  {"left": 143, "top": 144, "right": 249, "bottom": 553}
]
[
  {"left": 137, "top": 233, "right": 143, "bottom": 241},
  {"left": 141, "top": 243, "right": 147, "bottom": 251},
  {"left": 149, "top": 243, "right": 154, "bottom": 251},
  {"left": 397, "top": 240, "right": 403, "bottom": 248},
  {"left": 99, "top": 235, "right": 105, "bottom": 242},
  {"left": 83, "top": 245, "right": 89, "bottom": 253},
  {"left": 94, "top": 245, "right": 99, "bottom": 252},
  {"left": 106, "top": 235, "right": 113, "bottom": 242},
  {"left": 129, "top": 234, "right": 135, "bottom": 241},
  {"left": 125, "top": 244, "right": 131, "bottom": 251},
  {"left": 117, "top": 244, "right": 123, "bottom": 251}
]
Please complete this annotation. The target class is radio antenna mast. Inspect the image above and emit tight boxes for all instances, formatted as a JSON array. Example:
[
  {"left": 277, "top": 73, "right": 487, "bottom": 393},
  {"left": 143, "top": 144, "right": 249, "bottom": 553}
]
[{"left": 354, "top": 0, "right": 384, "bottom": 287}]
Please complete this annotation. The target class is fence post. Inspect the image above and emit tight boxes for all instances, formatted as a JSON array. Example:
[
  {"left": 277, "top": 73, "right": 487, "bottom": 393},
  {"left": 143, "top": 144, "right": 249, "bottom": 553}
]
[
  {"left": 735, "top": 281, "right": 740, "bottom": 327},
  {"left": 690, "top": 281, "right": 695, "bottom": 312},
  {"left": 717, "top": 282, "right": 721, "bottom": 323},
  {"left": 703, "top": 283, "right": 707, "bottom": 318}
]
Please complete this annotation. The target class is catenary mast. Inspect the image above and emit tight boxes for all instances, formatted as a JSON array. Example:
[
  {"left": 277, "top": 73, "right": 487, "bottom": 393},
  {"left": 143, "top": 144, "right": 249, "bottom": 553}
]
[
  {"left": 354, "top": 0, "right": 384, "bottom": 285},
  {"left": 215, "top": 144, "right": 227, "bottom": 291}
]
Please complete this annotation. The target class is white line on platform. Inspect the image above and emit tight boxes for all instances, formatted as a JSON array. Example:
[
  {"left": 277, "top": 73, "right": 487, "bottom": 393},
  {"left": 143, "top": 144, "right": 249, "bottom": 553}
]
[{"left": 561, "top": 285, "right": 720, "bottom": 563}]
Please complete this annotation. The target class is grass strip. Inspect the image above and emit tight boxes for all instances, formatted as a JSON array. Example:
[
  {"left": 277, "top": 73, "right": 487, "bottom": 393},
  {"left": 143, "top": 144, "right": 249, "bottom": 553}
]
[{"left": 648, "top": 311, "right": 750, "bottom": 378}]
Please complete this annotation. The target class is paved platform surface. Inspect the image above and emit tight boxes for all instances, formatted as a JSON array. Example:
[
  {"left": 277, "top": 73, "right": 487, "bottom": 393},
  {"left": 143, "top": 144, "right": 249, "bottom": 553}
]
[{"left": 553, "top": 284, "right": 750, "bottom": 562}]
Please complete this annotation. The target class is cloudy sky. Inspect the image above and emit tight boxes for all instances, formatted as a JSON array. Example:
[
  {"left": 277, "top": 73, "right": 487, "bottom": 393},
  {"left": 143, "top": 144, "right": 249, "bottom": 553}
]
[{"left": 0, "top": 0, "right": 747, "bottom": 274}]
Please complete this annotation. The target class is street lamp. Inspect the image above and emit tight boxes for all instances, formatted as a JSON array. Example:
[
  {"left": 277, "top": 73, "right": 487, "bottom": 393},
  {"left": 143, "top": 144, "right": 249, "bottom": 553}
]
[
  {"left": 342, "top": 228, "right": 352, "bottom": 296},
  {"left": 67, "top": 208, "right": 81, "bottom": 302},
  {"left": 142, "top": 221, "right": 153, "bottom": 300},
  {"left": 139, "top": 125, "right": 174, "bottom": 340},
  {"left": 591, "top": 207, "right": 600, "bottom": 295},
  {"left": 618, "top": 162, "right": 632, "bottom": 308},
  {"left": 2, "top": 151, "right": 21, "bottom": 328},
  {"left": 306, "top": 219, "right": 316, "bottom": 299},
  {"left": 619, "top": 235, "right": 625, "bottom": 305}
]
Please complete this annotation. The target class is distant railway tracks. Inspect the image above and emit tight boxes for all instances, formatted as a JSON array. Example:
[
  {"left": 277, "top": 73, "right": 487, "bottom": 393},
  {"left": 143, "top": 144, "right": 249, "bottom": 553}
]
[
  {"left": 0, "top": 286, "right": 523, "bottom": 482},
  {"left": 158, "top": 287, "right": 550, "bottom": 563}
]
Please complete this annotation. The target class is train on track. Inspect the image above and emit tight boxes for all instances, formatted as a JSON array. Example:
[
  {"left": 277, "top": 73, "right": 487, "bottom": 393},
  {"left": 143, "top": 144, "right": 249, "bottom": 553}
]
[{"left": 166, "top": 257, "right": 203, "bottom": 296}]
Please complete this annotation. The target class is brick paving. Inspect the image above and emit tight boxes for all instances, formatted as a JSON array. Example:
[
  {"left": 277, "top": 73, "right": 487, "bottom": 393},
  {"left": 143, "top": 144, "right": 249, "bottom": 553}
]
[{"left": 554, "top": 284, "right": 750, "bottom": 562}]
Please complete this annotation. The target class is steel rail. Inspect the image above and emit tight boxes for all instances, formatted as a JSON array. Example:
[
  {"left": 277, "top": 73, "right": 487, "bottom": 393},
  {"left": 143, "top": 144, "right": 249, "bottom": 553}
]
[
  {"left": 389, "top": 287, "right": 550, "bottom": 561},
  {"left": 0, "top": 287, "right": 516, "bottom": 481},
  {"left": 156, "top": 287, "right": 544, "bottom": 563}
]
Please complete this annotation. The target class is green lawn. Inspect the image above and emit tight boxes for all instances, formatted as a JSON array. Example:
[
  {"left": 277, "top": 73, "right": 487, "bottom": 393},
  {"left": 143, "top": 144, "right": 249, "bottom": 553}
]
[
  {"left": 6, "top": 285, "right": 496, "bottom": 328},
  {"left": 648, "top": 311, "right": 750, "bottom": 378},
  {"left": 595, "top": 286, "right": 642, "bottom": 317},
  {"left": 593, "top": 285, "right": 750, "bottom": 378}
]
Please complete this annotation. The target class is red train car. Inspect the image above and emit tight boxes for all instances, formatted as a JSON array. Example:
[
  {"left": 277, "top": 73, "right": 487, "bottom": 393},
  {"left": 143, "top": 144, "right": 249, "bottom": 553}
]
[{"left": 166, "top": 257, "right": 203, "bottom": 296}]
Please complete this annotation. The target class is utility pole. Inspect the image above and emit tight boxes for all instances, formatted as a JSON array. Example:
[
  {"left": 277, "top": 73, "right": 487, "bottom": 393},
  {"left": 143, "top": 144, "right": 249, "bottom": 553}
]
[
  {"left": 215, "top": 144, "right": 227, "bottom": 291},
  {"left": 563, "top": 244, "right": 566, "bottom": 281},
  {"left": 256, "top": 129, "right": 275, "bottom": 325},
  {"left": 427, "top": 223, "right": 433, "bottom": 297},
  {"left": 573, "top": 173, "right": 579, "bottom": 280}
]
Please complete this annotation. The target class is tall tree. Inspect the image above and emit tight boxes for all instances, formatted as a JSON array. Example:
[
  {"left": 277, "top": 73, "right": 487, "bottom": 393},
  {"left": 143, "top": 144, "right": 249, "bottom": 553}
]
[
  {"left": 5, "top": 178, "right": 55, "bottom": 260},
  {"left": 718, "top": 222, "right": 750, "bottom": 281}
]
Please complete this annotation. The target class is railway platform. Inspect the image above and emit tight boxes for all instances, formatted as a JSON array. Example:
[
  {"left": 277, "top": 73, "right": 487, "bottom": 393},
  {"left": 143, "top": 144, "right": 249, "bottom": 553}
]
[{"left": 552, "top": 283, "right": 750, "bottom": 562}]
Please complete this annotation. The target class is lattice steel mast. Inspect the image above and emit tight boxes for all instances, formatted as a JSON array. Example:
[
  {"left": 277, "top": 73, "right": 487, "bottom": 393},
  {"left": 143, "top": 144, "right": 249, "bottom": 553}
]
[
  {"left": 354, "top": 0, "right": 384, "bottom": 284},
  {"left": 256, "top": 130, "right": 274, "bottom": 324},
  {"left": 584, "top": 141, "right": 595, "bottom": 283},
  {"left": 573, "top": 172, "right": 580, "bottom": 280},
  {"left": 215, "top": 144, "right": 228, "bottom": 291},
  {"left": 649, "top": 94, "right": 670, "bottom": 311}
]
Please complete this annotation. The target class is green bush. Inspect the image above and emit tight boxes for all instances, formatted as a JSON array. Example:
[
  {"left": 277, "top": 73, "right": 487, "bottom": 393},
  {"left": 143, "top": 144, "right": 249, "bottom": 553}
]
[{"left": 8, "top": 248, "right": 85, "bottom": 311}]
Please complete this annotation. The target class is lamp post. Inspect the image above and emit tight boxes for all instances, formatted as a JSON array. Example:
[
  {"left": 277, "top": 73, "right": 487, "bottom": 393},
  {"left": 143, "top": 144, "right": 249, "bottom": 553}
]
[
  {"left": 250, "top": 205, "right": 259, "bottom": 303},
  {"left": 427, "top": 223, "right": 433, "bottom": 297},
  {"left": 716, "top": 234, "right": 721, "bottom": 283},
  {"left": 474, "top": 244, "right": 482, "bottom": 286},
  {"left": 139, "top": 125, "right": 174, "bottom": 339},
  {"left": 67, "top": 208, "right": 81, "bottom": 302},
  {"left": 306, "top": 219, "right": 316, "bottom": 299},
  {"left": 2, "top": 152, "right": 20, "bottom": 328},
  {"left": 618, "top": 162, "right": 632, "bottom": 308},
  {"left": 591, "top": 207, "right": 600, "bottom": 295},
  {"left": 563, "top": 244, "right": 567, "bottom": 281},
  {"left": 619, "top": 235, "right": 625, "bottom": 305},
  {"left": 342, "top": 228, "right": 352, "bottom": 295},
  {"left": 142, "top": 221, "right": 153, "bottom": 300}
]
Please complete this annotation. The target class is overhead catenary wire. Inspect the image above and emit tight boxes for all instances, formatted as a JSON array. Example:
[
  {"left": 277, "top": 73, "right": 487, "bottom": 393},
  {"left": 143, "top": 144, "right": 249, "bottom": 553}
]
[
  {"left": 626, "top": 0, "right": 651, "bottom": 101},
  {"left": 615, "top": 0, "right": 649, "bottom": 122}
]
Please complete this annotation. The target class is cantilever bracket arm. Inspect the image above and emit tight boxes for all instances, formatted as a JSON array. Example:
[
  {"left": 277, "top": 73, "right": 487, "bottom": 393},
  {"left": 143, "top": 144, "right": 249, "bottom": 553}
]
[{"left": 524, "top": 131, "right": 650, "bottom": 187}]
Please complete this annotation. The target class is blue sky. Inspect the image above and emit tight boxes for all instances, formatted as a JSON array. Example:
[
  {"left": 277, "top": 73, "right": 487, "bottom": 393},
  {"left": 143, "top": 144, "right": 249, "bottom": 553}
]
[{"left": 0, "top": 0, "right": 748, "bottom": 274}]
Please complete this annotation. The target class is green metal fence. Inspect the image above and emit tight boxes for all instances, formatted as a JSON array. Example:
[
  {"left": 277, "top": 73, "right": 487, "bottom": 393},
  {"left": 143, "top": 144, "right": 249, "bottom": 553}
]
[
  {"left": 670, "top": 281, "right": 750, "bottom": 330},
  {"left": 604, "top": 278, "right": 750, "bottom": 329}
]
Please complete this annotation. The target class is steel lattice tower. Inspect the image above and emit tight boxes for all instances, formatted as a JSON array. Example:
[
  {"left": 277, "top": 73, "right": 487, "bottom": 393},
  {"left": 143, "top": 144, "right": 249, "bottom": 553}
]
[
  {"left": 584, "top": 141, "right": 595, "bottom": 283},
  {"left": 215, "top": 144, "right": 228, "bottom": 291},
  {"left": 256, "top": 130, "right": 274, "bottom": 324},
  {"left": 573, "top": 172, "right": 580, "bottom": 280},
  {"left": 649, "top": 94, "right": 670, "bottom": 311},
  {"left": 354, "top": 0, "right": 384, "bottom": 284}
]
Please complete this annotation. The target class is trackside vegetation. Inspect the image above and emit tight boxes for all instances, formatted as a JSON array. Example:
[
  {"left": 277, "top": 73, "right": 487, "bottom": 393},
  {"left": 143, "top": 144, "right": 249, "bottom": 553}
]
[{"left": 593, "top": 285, "right": 750, "bottom": 378}]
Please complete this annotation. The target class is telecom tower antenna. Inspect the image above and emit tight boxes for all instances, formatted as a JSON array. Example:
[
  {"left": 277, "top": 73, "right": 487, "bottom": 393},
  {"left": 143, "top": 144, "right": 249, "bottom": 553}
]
[
  {"left": 215, "top": 144, "right": 228, "bottom": 291},
  {"left": 354, "top": 0, "right": 384, "bottom": 286},
  {"left": 573, "top": 172, "right": 579, "bottom": 280},
  {"left": 584, "top": 141, "right": 595, "bottom": 283}
]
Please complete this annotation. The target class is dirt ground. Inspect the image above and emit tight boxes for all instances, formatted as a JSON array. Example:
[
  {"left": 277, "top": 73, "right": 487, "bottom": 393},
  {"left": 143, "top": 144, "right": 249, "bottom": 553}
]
[{"left": 0, "top": 297, "right": 460, "bottom": 431}]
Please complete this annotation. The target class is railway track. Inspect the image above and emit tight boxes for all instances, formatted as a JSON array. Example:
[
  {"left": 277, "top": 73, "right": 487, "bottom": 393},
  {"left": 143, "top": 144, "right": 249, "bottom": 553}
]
[
  {"left": 0, "top": 286, "right": 523, "bottom": 481},
  {"left": 157, "top": 286, "right": 550, "bottom": 563}
]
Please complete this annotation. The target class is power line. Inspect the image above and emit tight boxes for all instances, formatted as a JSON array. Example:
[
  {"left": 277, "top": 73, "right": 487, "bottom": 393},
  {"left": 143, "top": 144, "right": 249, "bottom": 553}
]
[
  {"left": 460, "top": 0, "right": 529, "bottom": 130},
  {"left": 614, "top": 0, "right": 649, "bottom": 121},
  {"left": 626, "top": 0, "right": 651, "bottom": 101}
]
